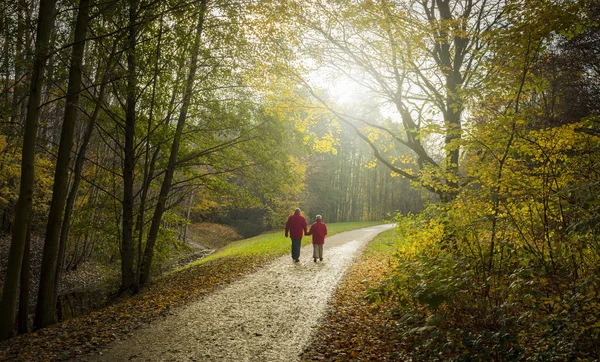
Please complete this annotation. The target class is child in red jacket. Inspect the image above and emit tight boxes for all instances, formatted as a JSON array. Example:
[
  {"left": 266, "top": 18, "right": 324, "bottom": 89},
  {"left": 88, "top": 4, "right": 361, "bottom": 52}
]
[{"left": 306, "top": 215, "right": 328, "bottom": 262}]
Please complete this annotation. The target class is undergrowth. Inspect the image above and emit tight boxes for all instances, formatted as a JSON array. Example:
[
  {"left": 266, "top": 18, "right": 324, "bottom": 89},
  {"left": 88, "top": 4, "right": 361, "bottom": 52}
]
[{"left": 367, "top": 209, "right": 600, "bottom": 361}]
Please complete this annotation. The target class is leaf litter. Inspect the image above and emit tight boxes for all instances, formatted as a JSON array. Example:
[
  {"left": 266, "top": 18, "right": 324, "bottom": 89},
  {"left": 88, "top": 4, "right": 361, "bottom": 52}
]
[
  {"left": 300, "top": 254, "right": 408, "bottom": 361},
  {"left": 0, "top": 255, "right": 269, "bottom": 362}
]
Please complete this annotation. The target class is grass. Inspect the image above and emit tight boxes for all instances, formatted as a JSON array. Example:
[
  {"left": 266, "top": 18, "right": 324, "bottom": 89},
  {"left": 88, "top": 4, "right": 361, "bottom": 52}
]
[
  {"left": 362, "top": 227, "right": 404, "bottom": 257},
  {"left": 185, "top": 222, "right": 242, "bottom": 249},
  {"left": 181, "top": 221, "right": 386, "bottom": 269}
]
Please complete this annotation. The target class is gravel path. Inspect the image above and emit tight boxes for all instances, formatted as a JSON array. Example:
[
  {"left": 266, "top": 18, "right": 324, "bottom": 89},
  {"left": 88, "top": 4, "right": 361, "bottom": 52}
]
[{"left": 78, "top": 224, "right": 395, "bottom": 362}]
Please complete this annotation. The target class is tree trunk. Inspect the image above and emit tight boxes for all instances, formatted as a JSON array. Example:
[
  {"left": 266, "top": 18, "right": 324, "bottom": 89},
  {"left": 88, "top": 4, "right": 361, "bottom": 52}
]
[
  {"left": 54, "top": 38, "right": 115, "bottom": 312},
  {"left": 135, "top": 16, "right": 165, "bottom": 287},
  {"left": 35, "top": 0, "right": 90, "bottom": 329},
  {"left": 9, "top": 4, "right": 26, "bottom": 128},
  {"left": 0, "top": 0, "right": 57, "bottom": 340},
  {"left": 139, "top": 0, "right": 208, "bottom": 286},
  {"left": 183, "top": 192, "right": 194, "bottom": 243},
  {"left": 429, "top": 0, "right": 466, "bottom": 200},
  {"left": 121, "top": 0, "right": 138, "bottom": 291},
  {"left": 17, "top": 226, "right": 31, "bottom": 334}
]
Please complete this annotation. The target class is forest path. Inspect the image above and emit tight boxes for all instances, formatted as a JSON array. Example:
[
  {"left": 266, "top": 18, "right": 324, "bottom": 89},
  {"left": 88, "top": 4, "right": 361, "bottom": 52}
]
[{"left": 78, "top": 223, "right": 394, "bottom": 362}]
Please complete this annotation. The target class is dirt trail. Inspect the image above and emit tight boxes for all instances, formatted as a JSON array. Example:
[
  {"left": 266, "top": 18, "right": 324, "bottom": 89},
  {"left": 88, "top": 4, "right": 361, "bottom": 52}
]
[{"left": 78, "top": 224, "right": 395, "bottom": 362}]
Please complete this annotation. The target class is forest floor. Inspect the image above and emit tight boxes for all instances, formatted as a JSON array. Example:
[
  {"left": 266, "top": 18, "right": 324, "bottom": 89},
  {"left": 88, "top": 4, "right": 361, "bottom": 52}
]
[
  {"left": 0, "top": 253, "right": 271, "bottom": 361},
  {"left": 300, "top": 228, "right": 409, "bottom": 361}
]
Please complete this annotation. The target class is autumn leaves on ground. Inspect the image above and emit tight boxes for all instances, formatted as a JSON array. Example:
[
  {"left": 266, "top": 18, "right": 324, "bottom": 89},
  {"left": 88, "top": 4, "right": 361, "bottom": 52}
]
[
  {"left": 301, "top": 229, "right": 405, "bottom": 361},
  {"left": 0, "top": 254, "right": 269, "bottom": 361}
]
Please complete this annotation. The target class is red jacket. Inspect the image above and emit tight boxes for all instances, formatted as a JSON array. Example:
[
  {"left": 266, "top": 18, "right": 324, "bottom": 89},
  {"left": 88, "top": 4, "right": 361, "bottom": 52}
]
[
  {"left": 285, "top": 213, "right": 308, "bottom": 239},
  {"left": 306, "top": 220, "right": 327, "bottom": 244}
]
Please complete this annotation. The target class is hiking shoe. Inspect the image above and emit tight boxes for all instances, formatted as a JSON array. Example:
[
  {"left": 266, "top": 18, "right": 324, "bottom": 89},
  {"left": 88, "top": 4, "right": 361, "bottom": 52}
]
[
  {"left": 320, "top": 258, "right": 323, "bottom": 261},
  {"left": 294, "top": 259, "right": 299, "bottom": 262},
  {"left": 314, "top": 258, "right": 317, "bottom": 263}
]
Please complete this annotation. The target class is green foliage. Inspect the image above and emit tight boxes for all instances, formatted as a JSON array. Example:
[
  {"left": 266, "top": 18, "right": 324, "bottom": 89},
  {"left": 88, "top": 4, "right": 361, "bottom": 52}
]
[
  {"left": 365, "top": 4, "right": 600, "bottom": 350},
  {"left": 367, "top": 119, "right": 600, "bottom": 360}
]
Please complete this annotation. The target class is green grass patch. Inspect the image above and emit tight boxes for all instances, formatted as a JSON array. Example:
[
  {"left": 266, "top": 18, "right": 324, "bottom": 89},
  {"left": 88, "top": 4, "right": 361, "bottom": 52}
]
[
  {"left": 181, "top": 221, "right": 385, "bottom": 270},
  {"left": 363, "top": 227, "right": 403, "bottom": 257}
]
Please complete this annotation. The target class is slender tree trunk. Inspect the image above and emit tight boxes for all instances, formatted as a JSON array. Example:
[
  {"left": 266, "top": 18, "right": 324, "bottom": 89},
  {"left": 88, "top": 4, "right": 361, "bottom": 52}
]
[
  {"left": 41, "top": 30, "right": 58, "bottom": 145},
  {"left": 9, "top": 6, "right": 24, "bottom": 127},
  {"left": 1, "top": 5, "right": 8, "bottom": 110},
  {"left": 121, "top": 0, "right": 138, "bottom": 291},
  {"left": 17, "top": 226, "right": 31, "bottom": 334},
  {"left": 443, "top": 71, "right": 462, "bottom": 197},
  {"left": 183, "top": 192, "right": 194, "bottom": 243},
  {"left": 139, "top": 0, "right": 208, "bottom": 286},
  {"left": 135, "top": 16, "right": 164, "bottom": 287},
  {"left": 35, "top": 0, "right": 90, "bottom": 329},
  {"left": 431, "top": 0, "right": 465, "bottom": 200},
  {"left": 54, "top": 39, "right": 115, "bottom": 310},
  {"left": 0, "top": 0, "right": 57, "bottom": 340}
]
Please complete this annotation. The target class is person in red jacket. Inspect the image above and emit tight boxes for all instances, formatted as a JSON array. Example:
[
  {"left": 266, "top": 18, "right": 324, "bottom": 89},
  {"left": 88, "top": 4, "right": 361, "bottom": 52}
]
[
  {"left": 306, "top": 214, "right": 328, "bottom": 263},
  {"left": 285, "top": 208, "right": 308, "bottom": 262}
]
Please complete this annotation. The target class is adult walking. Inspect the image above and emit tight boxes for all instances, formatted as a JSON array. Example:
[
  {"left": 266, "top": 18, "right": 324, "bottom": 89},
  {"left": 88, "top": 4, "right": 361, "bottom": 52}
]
[
  {"left": 284, "top": 208, "right": 308, "bottom": 262},
  {"left": 306, "top": 215, "right": 328, "bottom": 262}
]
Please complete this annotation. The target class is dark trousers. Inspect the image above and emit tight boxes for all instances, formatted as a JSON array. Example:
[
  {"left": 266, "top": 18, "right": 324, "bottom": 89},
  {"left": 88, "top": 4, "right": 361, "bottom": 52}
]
[{"left": 291, "top": 238, "right": 302, "bottom": 260}]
